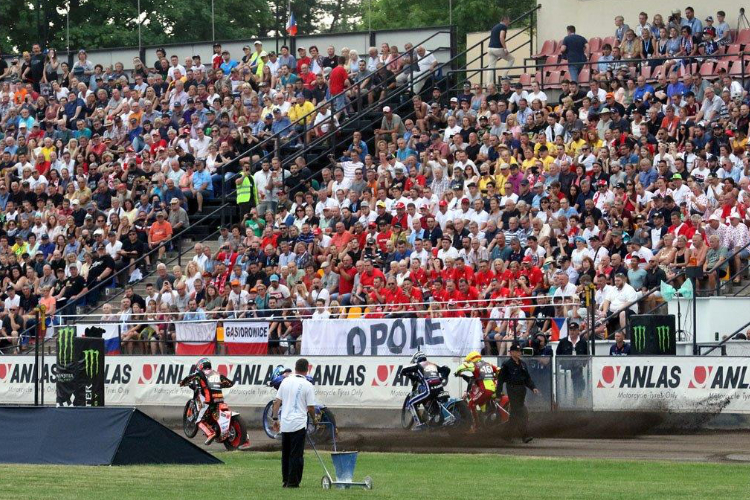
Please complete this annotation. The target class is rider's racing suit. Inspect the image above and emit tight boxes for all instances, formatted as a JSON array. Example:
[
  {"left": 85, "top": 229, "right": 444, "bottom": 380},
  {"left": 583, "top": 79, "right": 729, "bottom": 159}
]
[
  {"left": 401, "top": 360, "right": 450, "bottom": 425},
  {"left": 180, "top": 367, "right": 234, "bottom": 436},
  {"left": 455, "top": 359, "right": 499, "bottom": 426}
]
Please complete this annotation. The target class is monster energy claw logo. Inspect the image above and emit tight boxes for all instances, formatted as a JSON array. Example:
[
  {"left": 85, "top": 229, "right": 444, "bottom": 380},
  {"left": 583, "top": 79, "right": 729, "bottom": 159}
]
[
  {"left": 632, "top": 325, "right": 646, "bottom": 351},
  {"left": 83, "top": 350, "right": 100, "bottom": 378},
  {"left": 656, "top": 326, "right": 671, "bottom": 352},
  {"left": 57, "top": 327, "right": 76, "bottom": 365}
]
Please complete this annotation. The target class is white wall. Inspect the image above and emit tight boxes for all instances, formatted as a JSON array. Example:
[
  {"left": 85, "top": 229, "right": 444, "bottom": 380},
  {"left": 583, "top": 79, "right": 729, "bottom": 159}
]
[
  {"left": 667, "top": 296, "right": 750, "bottom": 345},
  {"left": 536, "top": 0, "right": 745, "bottom": 47}
]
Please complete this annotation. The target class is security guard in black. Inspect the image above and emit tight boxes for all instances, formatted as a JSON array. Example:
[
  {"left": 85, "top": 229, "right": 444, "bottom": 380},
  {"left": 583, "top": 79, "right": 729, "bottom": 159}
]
[{"left": 497, "top": 343, "right": 538, "bottom": 442}]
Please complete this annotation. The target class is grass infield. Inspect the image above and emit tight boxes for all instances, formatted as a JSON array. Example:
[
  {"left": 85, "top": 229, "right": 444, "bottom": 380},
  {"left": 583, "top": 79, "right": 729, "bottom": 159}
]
[{"left": 0, "top": 451, "right": 748, "bottom": 499}]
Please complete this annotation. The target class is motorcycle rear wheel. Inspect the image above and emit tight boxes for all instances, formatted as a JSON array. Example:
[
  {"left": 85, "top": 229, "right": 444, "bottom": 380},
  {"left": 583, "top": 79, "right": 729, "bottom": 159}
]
[
  {"left": 400, "top": 395, "right": 415, "bottom": 430},
  {"left": 224, "top": 415, "right": 248, "bottom": 451},
  {"left": 182, "top": 400, "right": 199, "bottom": 438},
  {"left": 262, "top": 400, "right": 280, "bottom": 440},
  {"left": 447, "top": 400, "right": 473, "bottom": 432}
]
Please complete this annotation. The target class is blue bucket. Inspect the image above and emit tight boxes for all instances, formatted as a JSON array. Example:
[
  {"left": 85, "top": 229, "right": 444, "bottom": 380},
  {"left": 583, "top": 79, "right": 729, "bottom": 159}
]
[{"left": 331, "top": 451, "right": 358, "bottom": 482}]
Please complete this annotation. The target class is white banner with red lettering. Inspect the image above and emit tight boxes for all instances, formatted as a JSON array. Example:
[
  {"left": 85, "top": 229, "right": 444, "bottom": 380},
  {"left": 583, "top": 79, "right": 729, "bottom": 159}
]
[
  {"left": 592, "top": 357, "right": 750, "bottom": 413},
  {"left": 175, "top": 322, "right": 217, "bottom": 355},
  {"left": 223, "top": 322, "right": 270, "bottom": 355},
  {"left": 0, "top": 356, "right": 462, "bottom": 409},
  {"left": 301, "top": 318, "right": 483, "bottom": 356}
]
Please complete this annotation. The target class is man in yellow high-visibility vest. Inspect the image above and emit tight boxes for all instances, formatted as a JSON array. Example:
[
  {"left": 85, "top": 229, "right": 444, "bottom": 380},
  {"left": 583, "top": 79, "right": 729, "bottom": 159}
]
[{"left": 235, "top": 162, "right": 258, "bottom": 221}]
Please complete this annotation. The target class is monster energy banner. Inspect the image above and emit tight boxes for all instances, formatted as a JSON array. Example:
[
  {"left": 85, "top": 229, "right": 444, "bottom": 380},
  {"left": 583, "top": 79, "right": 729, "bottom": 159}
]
[
  {"left": 56, "top": 326, "right": 77, "bottom": 406},
  {"left": 628, "top": 315, "right": 676, "bottom": 356},
  {"left": 55, "top": 327, "right": 105, "bottom": 407},
  {"left": 75, "top": 337, "right": 105, "bottom": 407}
]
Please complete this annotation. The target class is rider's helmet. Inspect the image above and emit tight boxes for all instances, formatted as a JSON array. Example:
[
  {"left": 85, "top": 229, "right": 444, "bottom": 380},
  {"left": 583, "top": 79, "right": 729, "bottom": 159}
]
[
  {"left": 272, "top": 365, "right": 291, "bottom": 379},
  {"left": 464, "top": 351, "right": 482, "bottom": 363},
  {"left": 196, "top": 357, "right": 212, "bottom": 371},
  {"left": 411, "top": 351, "right": 427, "bottom": 364}
]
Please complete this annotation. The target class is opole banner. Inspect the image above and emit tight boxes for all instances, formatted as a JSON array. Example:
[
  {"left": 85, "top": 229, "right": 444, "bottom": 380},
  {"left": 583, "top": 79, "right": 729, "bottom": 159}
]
[{"left": 301, "top": 318, "right": 483, "bottom": 356}]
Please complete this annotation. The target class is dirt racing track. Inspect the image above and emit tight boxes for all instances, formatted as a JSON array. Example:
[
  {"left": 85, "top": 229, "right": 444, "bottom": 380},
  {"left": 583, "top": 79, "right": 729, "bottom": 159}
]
[{"left": 242, "top": 429, "right": 750, "bottom": 463}]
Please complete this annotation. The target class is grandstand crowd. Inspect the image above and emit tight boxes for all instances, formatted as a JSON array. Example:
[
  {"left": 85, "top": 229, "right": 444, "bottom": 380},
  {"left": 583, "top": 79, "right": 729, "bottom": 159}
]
[{"left": 1, "top": 5, "right": 750, "bottom": 355}]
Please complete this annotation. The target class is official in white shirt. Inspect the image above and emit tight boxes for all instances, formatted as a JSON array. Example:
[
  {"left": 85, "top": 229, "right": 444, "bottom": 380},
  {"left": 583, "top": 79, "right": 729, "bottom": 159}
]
[{"left": 272, "top": 358, "right": 317, "bottom": 488}]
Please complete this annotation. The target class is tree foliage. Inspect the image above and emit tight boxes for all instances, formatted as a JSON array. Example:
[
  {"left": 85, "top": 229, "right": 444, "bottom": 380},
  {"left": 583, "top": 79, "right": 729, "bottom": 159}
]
[{"left": 360, "top": 0, "right": 535, "bottom": 47}]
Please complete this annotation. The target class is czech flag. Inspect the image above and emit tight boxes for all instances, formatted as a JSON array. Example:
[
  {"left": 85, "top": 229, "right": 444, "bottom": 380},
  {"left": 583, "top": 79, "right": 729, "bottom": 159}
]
[
  {"left": 550, "top": 317, "right": 568, "bottom": 341},
  {"left": 286, "top": 12, "right": 298, "bottom": 36}
]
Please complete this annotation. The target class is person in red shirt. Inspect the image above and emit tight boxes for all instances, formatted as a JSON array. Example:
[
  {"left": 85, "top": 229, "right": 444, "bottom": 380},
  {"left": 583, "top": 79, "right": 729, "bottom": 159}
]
[
  {"left": 298, "top": 64, "right": 316, "bottom": 90},
  {"left": 474, "top": 259, "right": 495, "bottom": 291},
  {"left": 375, "top": 220, "right": 392, "bottom": 252},
  {"left": 380, "top": 278, "right": 408, "bottom": 314},
  {"left": 408, "top": 259, "right": 428, "bottom": 288},
  {"left": 212, "top": 43, "right": 223, "bottom": 69},
  {"left": 328, "top": 56, "right": 350, "bottom": 119},
  {"left": 34, "top": 155, "right": 50, "bottom": 176},
  {"left": 519, "top": 257, "right": 544, "bottom": 290},
  {"left": 334, "top": 254, "right": 357, "bottom": 303},
  {"left": 488, "top": 279, "right": 512, "bottom": 302},
  {"left": 391, "top": 203, "right": 409, "bottom": 228},
  {"left": 456, "top": 278, "right": 480, "bottom": 316},
  {"left": 499, "top": 261, "right": 521, "bottom": 288},
  {"left": 330, "top": 221, "right": 353, "bottom": 249},
  {"left": 359, "top": 259, "right": 386, "bottom": 288},
  {"left": 402, "top": 278, "right": 424, "bottom": 310},
  {"left": 453, "top": 256, "right": 475, "bottom": 285},
  {"left": 295, "top": 47, "right": 311, "bottom": 74},
  {"left": 430, "top": 279, "right": 449, "bottom": 305}
]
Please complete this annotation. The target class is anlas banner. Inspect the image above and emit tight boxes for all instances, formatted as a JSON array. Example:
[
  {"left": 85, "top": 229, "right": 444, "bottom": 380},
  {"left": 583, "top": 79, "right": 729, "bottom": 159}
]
[
  {"left": 0, "top": 355, "right": 464, "bottom": 409},
  {"left": 592, "top": 357, "right": 750, "bottom": 413},
  {"left": 301, "top": 318, "right": 483, "bottom": 356}
]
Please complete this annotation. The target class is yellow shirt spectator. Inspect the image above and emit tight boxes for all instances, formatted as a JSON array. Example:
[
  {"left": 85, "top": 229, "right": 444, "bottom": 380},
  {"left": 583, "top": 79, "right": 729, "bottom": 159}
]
[
  {"left": 566, "top": 138, "right": 587, "bottom": 157},
  {"left": 289, "top": 100, "right": 316, "bottom": 126}
]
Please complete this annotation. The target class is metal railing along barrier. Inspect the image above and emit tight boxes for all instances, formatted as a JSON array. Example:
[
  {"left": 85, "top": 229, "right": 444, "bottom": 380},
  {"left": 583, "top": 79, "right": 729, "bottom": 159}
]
[{"left": 700, "top": 318, "right": 750, "bottom": 356}]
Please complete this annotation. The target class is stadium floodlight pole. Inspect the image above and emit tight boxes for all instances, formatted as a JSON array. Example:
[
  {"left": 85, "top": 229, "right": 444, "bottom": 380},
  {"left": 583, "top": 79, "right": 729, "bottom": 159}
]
[
  {"left": 212, "top": 0, "right": 216, "bottom": 41},
  {"left": 137, "top": 0, "right": 142, "bottom": 53},
  {"left": 449, "top": 0, "right": 452, "bottom": 27},
  {"left": 66, "top": 2, "right": 70, "bottom": 56}
]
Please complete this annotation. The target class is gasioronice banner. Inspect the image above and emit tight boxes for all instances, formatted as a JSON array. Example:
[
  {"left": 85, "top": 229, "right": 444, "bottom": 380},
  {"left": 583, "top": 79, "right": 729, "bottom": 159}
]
[{"left": 592, "top": 357, "right": 750, "bottom": 413}]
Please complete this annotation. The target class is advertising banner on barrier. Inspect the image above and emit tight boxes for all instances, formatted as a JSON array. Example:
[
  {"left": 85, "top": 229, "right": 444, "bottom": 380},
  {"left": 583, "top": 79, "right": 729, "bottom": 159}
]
[
  {"left": 0, "top": 355, "right": 463, "bottom": 409},
  {"left": 175, "top": 322, "right": 217, "bottom": 355},
  {"left": 223, "top": 322, "right": 270, "bottom": 355},
  {"left": 301, "top": 318, "right": 482, "bottom": 356},
  {"left": 592, "top": 357, "right": 750, "bottom": 413}
]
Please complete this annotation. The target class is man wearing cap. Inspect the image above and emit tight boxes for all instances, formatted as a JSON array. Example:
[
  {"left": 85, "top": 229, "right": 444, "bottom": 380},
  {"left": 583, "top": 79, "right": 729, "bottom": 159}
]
[
  {"left": 497, "top": 343, "right": 539, "bottom": 442},
  {"left": 375, "top": 106, "right": 404, "bottom": 144},
  {"left": 555, "top": 320, "right": 589, "bottom": 398},
  {"left": 148, "top": 211, "right": 173, "bottom": 263}
]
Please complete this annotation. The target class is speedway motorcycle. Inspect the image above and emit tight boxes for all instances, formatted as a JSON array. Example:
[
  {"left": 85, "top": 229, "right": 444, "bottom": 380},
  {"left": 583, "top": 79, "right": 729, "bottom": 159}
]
[
  {"left": 182, "top": 379, "right": 248, "bottom": 450},
  {"left": 400, "top": 369, "right": 472, "bottom": 431},
  {"left": 262, "top": 374, "right": 337, "bottom": 442},
  {"left": 456, "top": 371, "right": 511, "bottom": 428}
]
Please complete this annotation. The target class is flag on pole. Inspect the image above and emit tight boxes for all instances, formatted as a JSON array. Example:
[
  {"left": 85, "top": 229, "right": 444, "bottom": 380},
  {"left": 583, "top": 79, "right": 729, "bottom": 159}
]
[{"left": 286, "top": 11, "right": 298, "bottom": 36}]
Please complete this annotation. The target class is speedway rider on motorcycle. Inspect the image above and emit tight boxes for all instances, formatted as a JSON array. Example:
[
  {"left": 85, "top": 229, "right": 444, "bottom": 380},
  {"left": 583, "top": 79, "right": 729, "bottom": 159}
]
[
  {"left": 401, "top": 351, "right": 451, "bottom": 429},
  {"left": 454, "top": 351, "right": 499, "bottom": 430},
  {"left": 179, "top": 357, "right": 234, "bottom": 444}
]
